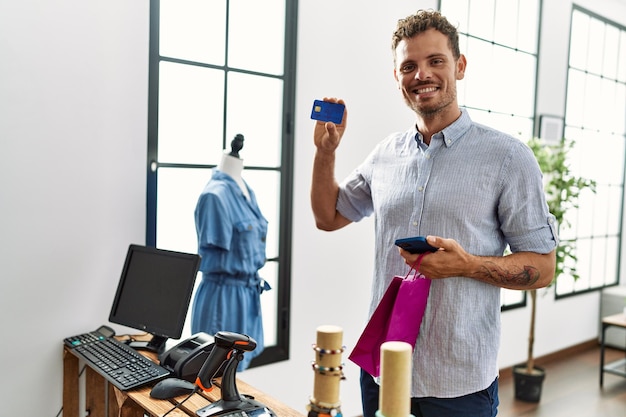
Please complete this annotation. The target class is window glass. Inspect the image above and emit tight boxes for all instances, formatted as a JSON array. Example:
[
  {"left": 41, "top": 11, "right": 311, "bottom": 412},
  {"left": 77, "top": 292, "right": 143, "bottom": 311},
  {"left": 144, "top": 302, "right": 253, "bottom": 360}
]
[
  {"left": 467, "top": 0, "right": 496, "bottom": 41},
  {"left": 603, "top": 25, "right": 620, "bottom": 80},
  {"left": 501, "top": 288, "right": 524, "bottom": 306},
  {"left": 158, "top": 62, "right": 225, "bottom": 164},
  {"left": 569, "top": 12, "right": 590, "bottom": 70},
  {"left": 606, "top": 186, "right": 623, "bottom": 234},
  {"left": 606, "top": 82, "right": 626, "bottom": 134},
  {"left": 258, "top": 261, "right": 278, "bottom": 345},
  {"left": 462, "top": 37, "right": 495, "bottom": 109},
  {"left": 557, "top": 8, "right": 625, "bottom": 297},
  {"left": 243, "top": 170, "right": 281, "bottom": 259},
  {"left": 603, "top": 237, "right": 620, "bottom": 286},
  {"left": 469, "top": 110, "right": 532, "bottom": 140},
  {"left": 494, "top": 48, "right": 535, "bottom": 117},
  {"left": 156, "top": 166, "right": 281, "bottom": 348},
  {"left": 581, "top": 75, "right": 603, "bottom": 131},
  {"left": 517, "top": 0, "right": 539, "bottom": 53},
  {"left": 226, "top": 72, "right": 283, "bottom": 167},
  {"left": 442, "top": 0, "right": 469, "bottom": 31},
  {"left": 574, "top": 238, "right": 593, "bottom": 287},
  {"left": 565, "top": 70, "right": 585, "bottom": 125},
  {"left": 618, "top": 31, "right": 626, "bottom": 82},
  {"left": 588, "top": 76, "right": 623, "bottom": 133},
  {"left": 156, "top": 167, "right": 211, "bottom": 253},
  {"left": 441, "top": 0, "right": 540, "bottom": 309},
  {"left": 228, "top": 0, "right": 285, "bottom": 75},
  {"left": 148, "top": 0, "right": 295, "bottom": 367},
  {"left": 493, "top": 1, "right": 519, "bottom": 47},
  {"left": 587, "top": 18, "right": 605, "bottom": 75},
  {"left": 160, "top": 0, "right": 227, "bottom": 65},
  {"left": 461, "top": 39, "right": 536, "bottom": 118}
]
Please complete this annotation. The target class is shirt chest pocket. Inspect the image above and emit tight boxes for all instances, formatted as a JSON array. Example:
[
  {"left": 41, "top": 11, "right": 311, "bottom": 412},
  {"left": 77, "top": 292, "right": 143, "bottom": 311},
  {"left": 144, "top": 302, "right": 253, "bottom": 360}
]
[{"left": 233, "top": 220, "right": 267, "bottom": 260}]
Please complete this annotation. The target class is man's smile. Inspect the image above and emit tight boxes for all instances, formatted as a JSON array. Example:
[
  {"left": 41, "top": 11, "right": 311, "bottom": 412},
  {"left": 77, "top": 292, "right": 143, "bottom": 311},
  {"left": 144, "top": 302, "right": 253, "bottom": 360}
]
[{"left": 414, "top": 86, "right": 439, "bottom": 95}]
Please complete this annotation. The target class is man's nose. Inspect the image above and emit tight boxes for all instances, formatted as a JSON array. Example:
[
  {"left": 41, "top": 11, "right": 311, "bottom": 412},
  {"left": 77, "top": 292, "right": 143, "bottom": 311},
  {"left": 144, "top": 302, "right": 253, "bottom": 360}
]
[{"left": 415, "top": 67, "right": 432, "bottom": 80}]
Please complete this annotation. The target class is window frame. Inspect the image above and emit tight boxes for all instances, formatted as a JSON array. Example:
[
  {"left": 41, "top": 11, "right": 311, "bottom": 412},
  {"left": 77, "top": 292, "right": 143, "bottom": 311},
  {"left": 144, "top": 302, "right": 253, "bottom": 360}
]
[
  {"left": 146, "top": 0, "right": 299, "bottom": 368},
  {"left": 439, "top": 0, "right": 542, "bottom": 310},
  {"left": 555, "top": 5, "right": 625, "bottom": 299}
]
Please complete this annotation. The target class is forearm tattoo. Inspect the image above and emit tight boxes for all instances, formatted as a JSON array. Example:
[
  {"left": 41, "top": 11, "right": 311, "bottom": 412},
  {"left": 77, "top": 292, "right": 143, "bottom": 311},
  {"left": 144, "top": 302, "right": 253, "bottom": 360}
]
[{"left": 480, "top": 262, "right": 540, "bottom": 287}]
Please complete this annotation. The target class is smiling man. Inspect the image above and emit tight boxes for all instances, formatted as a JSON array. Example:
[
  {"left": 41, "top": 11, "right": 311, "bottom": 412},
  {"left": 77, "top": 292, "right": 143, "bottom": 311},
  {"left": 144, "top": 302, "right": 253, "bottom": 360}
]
[
  {"left": 310, "top": 9, "right": 558, "bottom": 417},
  {"left": 394, "top": 24, "right": 465, "bottom": 136}
]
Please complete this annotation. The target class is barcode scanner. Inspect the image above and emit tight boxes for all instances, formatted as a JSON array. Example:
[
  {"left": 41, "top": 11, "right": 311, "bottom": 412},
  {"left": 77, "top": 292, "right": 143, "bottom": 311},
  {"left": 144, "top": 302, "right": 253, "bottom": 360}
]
[
  {"left": 195, "top": 331, "right": 257, "bottom": 393},
  {"left": 193, "top": 331, "right": 276, "bottom": 417}
]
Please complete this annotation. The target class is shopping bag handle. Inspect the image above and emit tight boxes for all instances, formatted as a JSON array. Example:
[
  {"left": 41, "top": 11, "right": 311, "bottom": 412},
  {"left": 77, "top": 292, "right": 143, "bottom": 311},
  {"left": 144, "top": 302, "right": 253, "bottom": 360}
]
[{"left": 405, "top": 252, "right": 431, "bottom": 279}]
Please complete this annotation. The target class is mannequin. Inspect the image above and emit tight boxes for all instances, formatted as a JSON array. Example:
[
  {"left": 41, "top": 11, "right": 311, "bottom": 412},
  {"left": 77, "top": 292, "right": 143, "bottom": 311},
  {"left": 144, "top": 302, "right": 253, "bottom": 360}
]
[
  {"left": 191, "top": 133, "right": 270, "bottom": 371},
  {"left": 217, "top": 152, "right": 250, "bottom": 200}
]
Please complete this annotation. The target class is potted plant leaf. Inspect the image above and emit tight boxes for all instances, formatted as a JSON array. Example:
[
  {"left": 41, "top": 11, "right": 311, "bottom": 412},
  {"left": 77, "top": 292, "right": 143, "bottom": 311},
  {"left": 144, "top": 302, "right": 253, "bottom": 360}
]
[{"left": 512, "top": 137, "right": 596, "bottom": 402}]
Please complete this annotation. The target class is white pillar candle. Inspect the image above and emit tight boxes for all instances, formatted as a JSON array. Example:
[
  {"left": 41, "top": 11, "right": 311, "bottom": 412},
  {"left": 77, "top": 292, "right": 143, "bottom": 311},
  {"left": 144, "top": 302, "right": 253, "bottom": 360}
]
[{"left": 379, "top": 341, "right": 412, "bottom": 417}]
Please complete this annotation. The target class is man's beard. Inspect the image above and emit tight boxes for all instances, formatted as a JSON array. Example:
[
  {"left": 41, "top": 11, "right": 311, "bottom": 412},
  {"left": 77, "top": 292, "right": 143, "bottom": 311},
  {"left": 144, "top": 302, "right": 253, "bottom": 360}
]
[{"left": 403, "top": 85, "right": 457, "bottom": 119}]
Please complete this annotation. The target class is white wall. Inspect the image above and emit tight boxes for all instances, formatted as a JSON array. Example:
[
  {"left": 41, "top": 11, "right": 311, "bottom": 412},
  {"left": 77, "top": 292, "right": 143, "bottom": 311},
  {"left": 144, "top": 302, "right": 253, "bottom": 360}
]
[
  {"left": 0, "top": 0, "right": 150, "bottom": 414},
  {"left": 1, "top": 0, "right": 625, "bottom": 416}
]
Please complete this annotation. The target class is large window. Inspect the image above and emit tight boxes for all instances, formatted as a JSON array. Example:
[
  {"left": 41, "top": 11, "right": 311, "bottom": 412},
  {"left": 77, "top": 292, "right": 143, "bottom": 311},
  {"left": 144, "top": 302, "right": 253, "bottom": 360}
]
[
  {"left": 146, "top": 0, "right": 298, "bottom": 367},
  {"left": 440, "top": 0, "right": 541, "bottom": 307},
  {"left": 556, "top": 7, "right": 626, "bottom": 297}
]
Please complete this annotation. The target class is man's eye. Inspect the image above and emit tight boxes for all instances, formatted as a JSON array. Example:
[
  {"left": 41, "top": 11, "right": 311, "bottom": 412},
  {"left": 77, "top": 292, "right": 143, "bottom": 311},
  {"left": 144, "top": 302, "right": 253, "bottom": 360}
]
[{"left": 401, "top": 64, "right": 416, "bottom": 73}]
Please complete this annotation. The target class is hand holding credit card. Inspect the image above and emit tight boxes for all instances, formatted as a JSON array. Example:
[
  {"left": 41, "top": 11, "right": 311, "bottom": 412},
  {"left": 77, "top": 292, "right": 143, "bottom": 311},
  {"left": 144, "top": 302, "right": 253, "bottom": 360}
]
[{"left": 310, "top": 99, "right": 345, "bottom": 124}]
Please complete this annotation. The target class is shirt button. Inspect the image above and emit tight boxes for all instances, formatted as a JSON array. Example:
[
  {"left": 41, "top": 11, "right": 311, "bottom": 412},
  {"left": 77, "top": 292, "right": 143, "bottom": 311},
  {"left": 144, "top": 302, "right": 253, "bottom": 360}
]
[
  {"left": 418, "top": 186, "right": 424, "bottom": 191},
  {"left": 413, "top": 221, "right": 418, "bottom": 226}
]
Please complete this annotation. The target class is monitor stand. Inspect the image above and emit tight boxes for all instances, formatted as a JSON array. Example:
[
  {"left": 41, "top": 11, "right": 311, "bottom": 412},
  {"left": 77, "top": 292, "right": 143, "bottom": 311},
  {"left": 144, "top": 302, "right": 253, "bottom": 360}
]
[{"left": 128, "top": 335, "right": 168, "bottom": 354}]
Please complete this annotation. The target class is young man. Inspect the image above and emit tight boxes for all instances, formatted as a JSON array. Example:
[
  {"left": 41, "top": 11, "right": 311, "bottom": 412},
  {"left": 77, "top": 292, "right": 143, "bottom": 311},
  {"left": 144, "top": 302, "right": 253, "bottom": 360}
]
[{"left": 310, "top": 9, "right": 558, "bottom": 417}]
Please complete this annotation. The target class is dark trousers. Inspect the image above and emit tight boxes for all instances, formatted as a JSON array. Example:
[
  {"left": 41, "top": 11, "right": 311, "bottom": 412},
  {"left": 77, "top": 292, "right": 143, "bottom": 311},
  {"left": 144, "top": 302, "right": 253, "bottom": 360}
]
[{"left": 360, "top": 369, "right": 499, "bottom": 417}]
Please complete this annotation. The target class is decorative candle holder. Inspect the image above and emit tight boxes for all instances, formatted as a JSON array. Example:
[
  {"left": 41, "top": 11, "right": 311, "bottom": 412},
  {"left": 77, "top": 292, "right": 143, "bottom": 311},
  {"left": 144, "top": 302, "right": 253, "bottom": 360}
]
[{"left": 307, "top": 325, "right": 345, "bottom": 417}]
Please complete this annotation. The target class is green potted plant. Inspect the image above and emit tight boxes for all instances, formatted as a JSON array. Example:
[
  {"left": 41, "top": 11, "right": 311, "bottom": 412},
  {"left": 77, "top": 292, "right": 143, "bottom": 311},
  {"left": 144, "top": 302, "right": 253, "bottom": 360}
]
[{"left": 512, "top": 137, "right": 596, "bottom": 402}]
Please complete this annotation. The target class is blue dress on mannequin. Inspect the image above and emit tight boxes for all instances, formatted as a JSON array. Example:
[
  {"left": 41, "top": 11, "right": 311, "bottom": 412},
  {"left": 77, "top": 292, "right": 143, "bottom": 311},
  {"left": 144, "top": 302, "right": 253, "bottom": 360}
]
[{"left": 191, "top": 168, "right": 269, "bottom": 370}]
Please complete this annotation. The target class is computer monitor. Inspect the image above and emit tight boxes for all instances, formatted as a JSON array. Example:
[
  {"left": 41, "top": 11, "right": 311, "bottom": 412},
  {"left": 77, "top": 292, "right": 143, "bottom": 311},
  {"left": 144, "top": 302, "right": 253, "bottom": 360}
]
[{"left": 109, "top": 244, "right": 201, "bottom": 353}]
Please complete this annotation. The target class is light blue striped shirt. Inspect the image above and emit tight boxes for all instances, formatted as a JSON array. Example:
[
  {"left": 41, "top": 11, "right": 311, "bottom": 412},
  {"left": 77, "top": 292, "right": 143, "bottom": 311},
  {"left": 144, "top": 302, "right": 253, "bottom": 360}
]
[{"left": 338, "top": 109, "right": 558, "bottom": 397}]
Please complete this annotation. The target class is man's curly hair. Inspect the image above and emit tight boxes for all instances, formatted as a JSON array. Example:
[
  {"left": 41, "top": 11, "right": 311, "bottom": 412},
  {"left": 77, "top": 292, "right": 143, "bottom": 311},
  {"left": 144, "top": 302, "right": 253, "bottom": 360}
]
[{"left": 391, "top": 9, "right": 461, "bottom": 61}]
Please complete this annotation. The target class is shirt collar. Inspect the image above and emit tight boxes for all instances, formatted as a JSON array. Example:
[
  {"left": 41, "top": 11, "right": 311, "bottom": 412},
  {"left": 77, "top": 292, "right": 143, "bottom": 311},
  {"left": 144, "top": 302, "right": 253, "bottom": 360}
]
[
  {"left": 212, "top": 169, "right": 241, "bottom": 191},
  {"left": 412, "top": 108, "right": 472, "bottom": 148}
]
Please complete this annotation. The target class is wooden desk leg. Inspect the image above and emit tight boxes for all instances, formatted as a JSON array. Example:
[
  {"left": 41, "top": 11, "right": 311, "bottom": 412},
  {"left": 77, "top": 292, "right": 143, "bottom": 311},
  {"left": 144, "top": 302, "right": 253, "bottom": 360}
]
[
  {"left": 63, "top": 349, "right": 80, "bottom": 417},
  {"left": 600, "top": 322, "right": 607, "bottom": 388},
  {"left": 108, "top": 384, "right": 117, "bottom": 417},
  {"left": 85, "top": 366, "right": 107, "bottom": 417},
  {"left": 111, "top": 388, "right": 146, "bottom": 417}
]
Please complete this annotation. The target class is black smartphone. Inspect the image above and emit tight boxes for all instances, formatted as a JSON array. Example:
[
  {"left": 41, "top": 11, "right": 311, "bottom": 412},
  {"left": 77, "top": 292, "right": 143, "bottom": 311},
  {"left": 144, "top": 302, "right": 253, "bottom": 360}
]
[{"left": 394, "top": 236, "right": 438, "bottom": 254}]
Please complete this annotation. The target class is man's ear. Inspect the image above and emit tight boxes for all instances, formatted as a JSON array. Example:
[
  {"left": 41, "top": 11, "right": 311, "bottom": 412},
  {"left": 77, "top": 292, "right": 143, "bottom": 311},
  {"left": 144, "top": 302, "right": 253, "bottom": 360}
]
[
  {"left": 456, "top": 54, "right": 467, "bottom": 80},
  {"left": 393, "top": 67, "right": 399, "bottom": 83}
]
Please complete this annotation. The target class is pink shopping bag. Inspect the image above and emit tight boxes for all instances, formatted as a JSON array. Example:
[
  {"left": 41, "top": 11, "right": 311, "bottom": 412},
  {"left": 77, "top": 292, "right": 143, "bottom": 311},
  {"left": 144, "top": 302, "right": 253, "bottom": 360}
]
[{"left": 348, "top": 253, "right": 431, "bottom": 377}]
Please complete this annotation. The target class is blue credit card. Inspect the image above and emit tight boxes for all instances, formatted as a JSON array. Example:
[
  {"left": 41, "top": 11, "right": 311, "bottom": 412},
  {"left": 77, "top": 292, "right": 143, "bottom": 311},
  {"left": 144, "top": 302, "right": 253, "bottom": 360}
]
[{"left": 310, "top": 100, "right": 345, "bottom": 124}]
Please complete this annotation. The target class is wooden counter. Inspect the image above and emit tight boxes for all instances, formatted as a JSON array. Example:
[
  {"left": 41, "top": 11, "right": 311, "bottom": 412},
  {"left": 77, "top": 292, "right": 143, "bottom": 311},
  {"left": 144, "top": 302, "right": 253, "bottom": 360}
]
[{"left": 63, "top": 345, "right": 304, "bottom": 417}]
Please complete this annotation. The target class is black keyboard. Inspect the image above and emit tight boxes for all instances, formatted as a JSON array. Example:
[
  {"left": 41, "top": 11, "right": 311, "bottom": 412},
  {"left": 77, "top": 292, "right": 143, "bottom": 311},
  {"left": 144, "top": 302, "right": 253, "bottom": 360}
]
[{"left": 64, "top": 332, "right": 170, "bottom": 391}]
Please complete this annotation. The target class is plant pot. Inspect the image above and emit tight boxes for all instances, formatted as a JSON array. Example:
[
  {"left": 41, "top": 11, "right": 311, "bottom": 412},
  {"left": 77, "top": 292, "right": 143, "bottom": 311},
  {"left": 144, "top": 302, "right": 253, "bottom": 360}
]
[{"left": 512, "top": 365, "right": 545, "bottom": 403}]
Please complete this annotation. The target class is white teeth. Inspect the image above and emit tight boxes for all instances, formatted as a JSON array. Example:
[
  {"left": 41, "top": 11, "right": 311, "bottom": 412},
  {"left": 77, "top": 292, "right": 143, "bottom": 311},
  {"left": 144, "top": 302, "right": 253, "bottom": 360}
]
[{"left": 416, "top": 87, "right": 437, "bottom": 94}]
